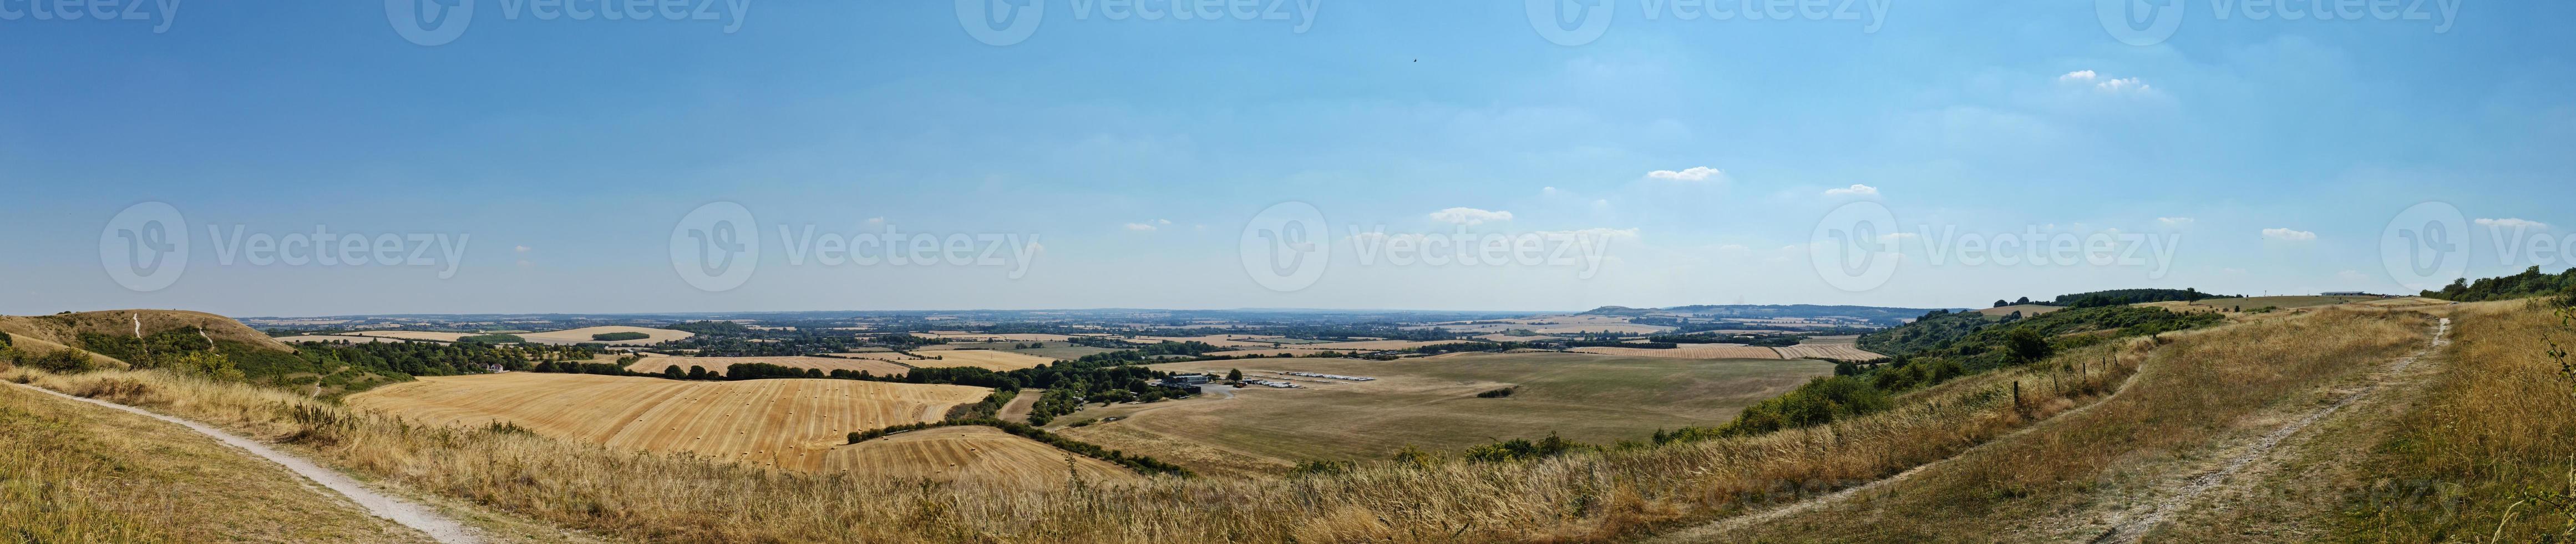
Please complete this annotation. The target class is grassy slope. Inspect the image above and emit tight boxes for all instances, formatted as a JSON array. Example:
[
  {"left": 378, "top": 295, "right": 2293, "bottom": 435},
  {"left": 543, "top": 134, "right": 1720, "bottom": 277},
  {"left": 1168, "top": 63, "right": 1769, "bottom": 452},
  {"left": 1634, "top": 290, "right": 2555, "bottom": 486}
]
[
  {"left": 1717, "top": 306, "right": 2432, "bottom": 542},
  {"left": 2330, "top": 300, "right": 2576, "bottom": 542},
  {"left": 0, "top": 382, "right": 434, "bottom": 543}
]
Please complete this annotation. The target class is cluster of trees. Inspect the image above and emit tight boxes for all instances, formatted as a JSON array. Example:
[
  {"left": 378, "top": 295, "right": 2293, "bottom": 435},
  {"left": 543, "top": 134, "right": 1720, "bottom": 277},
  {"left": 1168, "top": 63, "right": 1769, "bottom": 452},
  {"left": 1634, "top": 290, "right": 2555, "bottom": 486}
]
[
  {"left": 288, "top": 340, "right": 595, "bottom": 376},
  {"left": 2423, "top": 266, "right": 2576, "bottom": 303},
  {"left": 843, "top": 417, "right": 1191, "bottom": 477},
  {"left": 1990, "top": 288, "right": 2238, "bottom": 309},
  {"left": 1649, "top": 303, "right": 2223, "bottom": 445},
  {"left": 591, "top": 331, "right": 651, "bottom": 341},
  {"left": 457, "top": 334, "right": 525, "bottom": 344},
  {"left": 0, "top": 344, "right": 99, "bottom": 374}
]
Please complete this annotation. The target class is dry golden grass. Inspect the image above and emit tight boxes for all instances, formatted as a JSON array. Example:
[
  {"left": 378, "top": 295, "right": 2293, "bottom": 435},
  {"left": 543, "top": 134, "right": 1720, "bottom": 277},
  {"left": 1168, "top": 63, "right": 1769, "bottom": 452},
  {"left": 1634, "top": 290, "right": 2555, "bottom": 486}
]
[
  {"left": 346, "top": 372, "right": 987, "bottom": 471},
  {"left": 2335, "top": 300, "right": 2576, "bottom": 542},
  {"left": 0, "top": 382, "right": 433, "bottom": 543},
  {"left": 1715, "top": 306, "right": 2434, "bottom": 542},
  {"left": 830, "top": 426, "right": 1143, "bottom": 488},
  {"left": 622, "top": 355, "right": 912, "bottom": 377},
  {"left": 1570, "top": 344, "right": 1786, "bottom": 359},
  {"left": 908, "top": 349, "right": 1058, "bottom": 371},
  {"left": 0, "top": 310, "right": 291, "bottom": 352}
]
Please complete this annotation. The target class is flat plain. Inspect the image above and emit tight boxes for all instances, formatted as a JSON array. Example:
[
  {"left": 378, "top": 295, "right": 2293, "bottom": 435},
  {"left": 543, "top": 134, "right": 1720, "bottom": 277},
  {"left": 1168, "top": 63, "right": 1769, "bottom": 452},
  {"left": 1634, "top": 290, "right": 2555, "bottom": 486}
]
[{"left": 1052, "top": 352, "right": 1834, "bottom": 476}]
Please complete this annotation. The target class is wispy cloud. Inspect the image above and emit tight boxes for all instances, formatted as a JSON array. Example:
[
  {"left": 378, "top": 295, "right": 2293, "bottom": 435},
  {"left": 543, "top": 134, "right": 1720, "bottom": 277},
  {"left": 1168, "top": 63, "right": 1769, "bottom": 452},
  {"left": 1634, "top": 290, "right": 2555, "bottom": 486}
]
[
  {"left": 2476, "top": 218, "right": 2549, "bottom": 229},
  {"left": 1124, "top": 223, "right": 1159, "bottom": 231},
  {"left": 2157, "top": 217, "right": 2194, "bottom": 227},
  {"left": 1428, "top": 207, "right": 1514, "bottom": 225},
  {"left": 1824, "top": 184, "right": 1880, "bottom": 197},
  {"left": 1645, "top": 167, "right": 1723, "bottom": 182},
  {"left": 2061, "top": 69, "right": 2152, "bottom": 93},
  {"left": 2261, "top": 228, "right": 2317, "bottom": 242}
]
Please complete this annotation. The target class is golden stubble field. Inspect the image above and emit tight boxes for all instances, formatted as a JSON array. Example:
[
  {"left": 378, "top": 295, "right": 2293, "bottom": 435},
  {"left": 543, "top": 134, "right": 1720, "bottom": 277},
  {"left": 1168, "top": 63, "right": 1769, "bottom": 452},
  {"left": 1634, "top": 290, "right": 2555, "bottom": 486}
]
[
  {"left": 831, "top": 426, "right": 1142, "bottom": 488},
  {"left": 347, "top": 373, "right": 989, "bottom": 471}
]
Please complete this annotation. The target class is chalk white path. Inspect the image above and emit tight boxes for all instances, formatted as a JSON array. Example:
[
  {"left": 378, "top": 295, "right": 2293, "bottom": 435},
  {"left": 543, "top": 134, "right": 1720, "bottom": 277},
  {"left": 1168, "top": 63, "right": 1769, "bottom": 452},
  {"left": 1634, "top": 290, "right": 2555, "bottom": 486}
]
[{"left": 6, "top": 380, "right": 484, "bottom": 543}]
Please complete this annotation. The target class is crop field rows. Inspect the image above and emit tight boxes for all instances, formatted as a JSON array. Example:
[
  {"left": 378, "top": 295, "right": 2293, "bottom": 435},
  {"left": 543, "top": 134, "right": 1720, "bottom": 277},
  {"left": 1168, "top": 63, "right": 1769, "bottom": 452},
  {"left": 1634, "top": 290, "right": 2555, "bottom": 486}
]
[{"left": 349, "top": 373, "right": 988, "bottom": 471}]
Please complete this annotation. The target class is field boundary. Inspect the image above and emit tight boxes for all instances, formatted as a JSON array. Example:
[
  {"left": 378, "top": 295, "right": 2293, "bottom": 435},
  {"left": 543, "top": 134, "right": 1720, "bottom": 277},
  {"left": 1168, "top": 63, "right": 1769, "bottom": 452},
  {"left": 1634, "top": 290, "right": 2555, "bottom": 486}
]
[{"left": 4, "top": 379, "right": 485, "bottom": 544}]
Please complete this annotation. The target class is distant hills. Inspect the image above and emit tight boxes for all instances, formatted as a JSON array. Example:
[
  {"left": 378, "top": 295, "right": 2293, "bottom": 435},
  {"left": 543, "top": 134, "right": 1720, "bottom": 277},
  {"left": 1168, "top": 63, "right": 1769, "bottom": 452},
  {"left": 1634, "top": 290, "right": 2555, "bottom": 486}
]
[{"left": 1580, "top": 304, "right": 1959, "bottom": 323}]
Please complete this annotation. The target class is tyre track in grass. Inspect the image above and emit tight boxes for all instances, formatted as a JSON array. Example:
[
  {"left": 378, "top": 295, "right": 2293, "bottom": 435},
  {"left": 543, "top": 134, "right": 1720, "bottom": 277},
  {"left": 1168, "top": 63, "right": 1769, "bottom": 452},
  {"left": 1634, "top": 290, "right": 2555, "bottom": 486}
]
[{"left": 2085, "top": 318, "right": 2448, "bottom": 544}]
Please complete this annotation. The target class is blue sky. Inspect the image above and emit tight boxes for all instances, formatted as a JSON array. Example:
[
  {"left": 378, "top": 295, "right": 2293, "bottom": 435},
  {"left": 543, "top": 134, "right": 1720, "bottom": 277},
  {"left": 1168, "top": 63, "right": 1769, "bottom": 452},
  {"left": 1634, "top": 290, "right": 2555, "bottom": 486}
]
[{"left": 2, "top": 1, "right": 2568, "bottom": 316}]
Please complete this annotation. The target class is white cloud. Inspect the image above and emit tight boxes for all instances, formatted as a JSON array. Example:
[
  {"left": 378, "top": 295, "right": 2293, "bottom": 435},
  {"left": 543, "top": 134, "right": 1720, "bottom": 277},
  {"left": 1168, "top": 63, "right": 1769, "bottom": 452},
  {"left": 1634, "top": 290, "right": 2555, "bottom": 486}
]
[
  {"left": 1645, "top": 167, "right": 1723, "bottom": 182},
  {"left": 1877, "top": 231, "right": 1917, "bottom": 244},
  {"left": 1824, "top": 184, "right": 1880, "bottom": 197},
  {"left": 1541, "top": 186, "right": 1559, "bottom": 195},
  {"left": 2476, "top": 218, "right": 2549, "bottom": 230},
  {"left": 2261, "top": 228, "right": 2318, "bottom": 242},
  {"left": 513, "top": 245, "right": 531, "bottom": 253},
  {"left": 2061, "top": 69, "right": 2151, "bottom": 93},
  {"left": 865, "top": 217, "right": 886, "bottom": 226},
  {"left": 1428, "top": 207, "right": 1514, "bottom": 225},
  {"left": 2157, "top": 217, "right": 2194, "bottom": 227},
  {"left": 2095, "top": 77, "right": 2151, "bottom": 93},
  {"left": 1123, "top": 223, "right": 1159, "bottom": 231}
]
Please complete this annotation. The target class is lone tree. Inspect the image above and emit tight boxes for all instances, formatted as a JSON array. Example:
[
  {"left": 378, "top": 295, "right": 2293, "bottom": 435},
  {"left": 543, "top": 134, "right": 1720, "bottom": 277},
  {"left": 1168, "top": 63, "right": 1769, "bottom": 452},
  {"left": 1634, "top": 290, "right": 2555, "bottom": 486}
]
[
  {"left": 1226, "top": 369, "right": 1244, "bottom": 381},
  {"left": 2007, "top": 329, "right": 2054, "bottom": 363}
]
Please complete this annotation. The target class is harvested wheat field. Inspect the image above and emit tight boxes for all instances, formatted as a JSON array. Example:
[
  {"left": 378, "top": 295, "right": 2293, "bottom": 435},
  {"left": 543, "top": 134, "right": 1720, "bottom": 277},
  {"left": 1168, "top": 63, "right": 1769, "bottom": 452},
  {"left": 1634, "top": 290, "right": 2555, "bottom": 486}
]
[
  {"left": 828, "top": 426, "right": 1141, "bottom": 487},
  {"left": 1296, "top": 339, "right": 1484, "bottom": 351},
  {"left": 908, "top": 350, "right": 1057, "bottom": 371},
  {"left": 1771, "top": 344, "right": 1888, "bottom": 360},
  {"left": 272, "top": 334, "right": 410, "bottom": 344},
  {"left": 1569, "top": 344, "right": 1784, "bottom": 360},
  {"left": 827, "top": 351, "right": 928, "bottom": 361},
  {"left": 1127, "top": 335, "right": 1289, "bottom": 349},
  {"left": 516, "top": 326, "right": 694, "bottom": 346},
  {"left": 624, "top": 355, "right": 912, "bottom": 377},
  {"left": 347, "top": 373, "right": 988, "bottom": 471}
]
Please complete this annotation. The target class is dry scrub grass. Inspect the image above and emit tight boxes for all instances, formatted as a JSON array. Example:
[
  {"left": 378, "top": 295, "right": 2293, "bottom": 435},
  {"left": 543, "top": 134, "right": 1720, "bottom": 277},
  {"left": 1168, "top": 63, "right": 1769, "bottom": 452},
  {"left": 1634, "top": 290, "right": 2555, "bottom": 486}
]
[
  {"left": 0, "top": 381, "right": 432, "bottom": 543},
  {"left": 2336, "top": 300, "right": 2576, "bottom": 542},
  {"left": 1718, "top": 306, "right": 2433, "bottom": 542}
]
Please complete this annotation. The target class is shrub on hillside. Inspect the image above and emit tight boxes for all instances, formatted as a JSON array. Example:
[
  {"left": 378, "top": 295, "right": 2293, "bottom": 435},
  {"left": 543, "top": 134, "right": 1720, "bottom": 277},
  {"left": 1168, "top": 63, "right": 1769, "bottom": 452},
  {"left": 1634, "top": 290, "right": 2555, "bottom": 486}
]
[{"left": 22, "top": 348, "right": 98, "bottom": 374}]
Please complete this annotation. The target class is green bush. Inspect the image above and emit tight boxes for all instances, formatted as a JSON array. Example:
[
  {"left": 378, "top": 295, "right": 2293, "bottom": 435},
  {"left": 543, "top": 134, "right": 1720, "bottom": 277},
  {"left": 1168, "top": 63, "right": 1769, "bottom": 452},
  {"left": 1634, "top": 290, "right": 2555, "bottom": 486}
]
[{"left": 23, "top": 348, "right": 98, "bottom": 374}]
